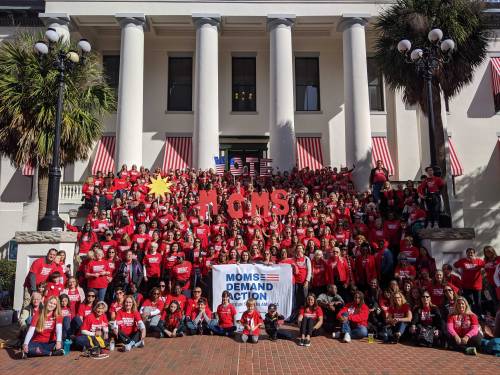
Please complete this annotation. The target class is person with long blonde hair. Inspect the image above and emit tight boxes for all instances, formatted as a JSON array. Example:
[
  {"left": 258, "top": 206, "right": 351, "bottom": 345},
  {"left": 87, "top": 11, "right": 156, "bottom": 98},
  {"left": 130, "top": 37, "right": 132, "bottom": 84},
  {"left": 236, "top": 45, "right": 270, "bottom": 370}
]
[
  {"left": 112, "top": 295, "right": 146, "bottom": 351},
  {"left": 382, "top": 292, "right": 412, "bottom": 343},
  {"left": 22, "top": 296, "right": 64, "bottom": 357},
  {"left": 446, "top": 297, "right": 482, "bottom": 355}
]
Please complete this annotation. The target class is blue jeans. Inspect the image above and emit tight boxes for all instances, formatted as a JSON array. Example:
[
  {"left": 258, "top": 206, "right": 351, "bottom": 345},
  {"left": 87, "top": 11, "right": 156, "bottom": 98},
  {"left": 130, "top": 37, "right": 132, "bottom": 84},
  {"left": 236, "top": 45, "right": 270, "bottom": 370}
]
[
  {"left": 372, "top": 182, "right": 384, "bottom": 203},
  {"left": 95, "top": 288, "right": 107, "bottom": 302},
  {"left": 185, "top": 318, "right": 218, "bottom": 335},
  {"left": 211, "top": 325, "right": 237, "bottom": 336},
  {"left": 62, "top": 316, "right": 71, "bottom": 340},
  {"left": 27, "top": 341, "right": 56, "bottom": 356},
  {"left": 382, "top": 322, "right": 407, "bottom": 342},
  {"left": 341, "top": 320, "right": 368, "bottom": 339}
]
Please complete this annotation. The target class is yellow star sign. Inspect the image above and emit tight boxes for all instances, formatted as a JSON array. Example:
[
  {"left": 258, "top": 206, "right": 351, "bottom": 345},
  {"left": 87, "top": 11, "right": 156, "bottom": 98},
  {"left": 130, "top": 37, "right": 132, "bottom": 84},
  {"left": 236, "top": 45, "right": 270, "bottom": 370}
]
[{"left": 147, "top": 176, "right": 174, "bottom": 200}]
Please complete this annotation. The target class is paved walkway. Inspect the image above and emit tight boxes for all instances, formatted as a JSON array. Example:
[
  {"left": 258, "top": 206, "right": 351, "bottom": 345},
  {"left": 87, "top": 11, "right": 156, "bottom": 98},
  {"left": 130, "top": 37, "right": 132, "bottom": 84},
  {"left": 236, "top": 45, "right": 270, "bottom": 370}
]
[{"left": 1, "top": 333, "right": 498, "bottom": 375}]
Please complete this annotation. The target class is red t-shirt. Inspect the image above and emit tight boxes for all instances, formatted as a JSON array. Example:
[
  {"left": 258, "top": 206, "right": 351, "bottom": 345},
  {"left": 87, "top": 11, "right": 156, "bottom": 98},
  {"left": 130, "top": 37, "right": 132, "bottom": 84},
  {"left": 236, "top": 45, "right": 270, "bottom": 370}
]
[
  {"left": 388, "top": 304, "right": 411, "bottom": 319},
  {"left": 217, "top": 303, "right": 237, "bottom": 328},
  {"left": 77, "top": 303, "right": 93, "bottom": 319},
  {"left": 30, "top": 311, "right": 62, "bottom": 343},
  {"left": 25, "top": 258, "right": 57, "bottom": 288},
  {"left": 67, "top": 289, "right": 82, "bottom": 317},
  {"left": 453, "top": 258, "right": 485, "bottom": 290},
  {"left": 240, "top": 309, "right": 263, "bottom": 335},
  {"left": 299, "top": 306, "right": 323, "bottom": 321},
  {"left": 164, "top": 294, "right": 187, "bottom": 312},
  {"left": 85, "top": 260, "right": 111, "bottom": 289},
  {"left": 115, "top": 310, "right": 142, "bottom": 336},
  {"left": 144, "top": 253, "right": 162, "bottom": 278},
  {"left": 81, "top": 313, "right": 108, "bottom": 333}
]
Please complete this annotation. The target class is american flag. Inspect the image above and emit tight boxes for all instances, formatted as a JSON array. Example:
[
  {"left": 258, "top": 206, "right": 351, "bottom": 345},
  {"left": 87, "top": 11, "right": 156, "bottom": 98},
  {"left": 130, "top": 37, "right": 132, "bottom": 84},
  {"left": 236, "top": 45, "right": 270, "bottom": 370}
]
[
  {"left": 230, "top": 157, "right": 243, "bottom": 176},
  {"left": 259, "top": 158, "right": 273, "bottom": 177},
  {"left": 260, "top": 273, "right": 280, "bottom": 282},
  {"left": 214, "top": 156, "right": 226, "bottom": 175},
  {"left": 245, "top": 157, "right": 259, "bottom": 176}
]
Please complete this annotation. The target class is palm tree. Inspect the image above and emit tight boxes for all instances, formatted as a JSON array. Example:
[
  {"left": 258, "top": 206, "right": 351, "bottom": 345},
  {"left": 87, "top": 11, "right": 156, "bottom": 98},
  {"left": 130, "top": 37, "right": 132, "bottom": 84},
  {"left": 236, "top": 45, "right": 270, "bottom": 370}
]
[
  {"left": 374, "top": 0, "right": 489, "bottom": 178},
  {"left": 0, "top": 30, "right": 116, "bottom": 221}
]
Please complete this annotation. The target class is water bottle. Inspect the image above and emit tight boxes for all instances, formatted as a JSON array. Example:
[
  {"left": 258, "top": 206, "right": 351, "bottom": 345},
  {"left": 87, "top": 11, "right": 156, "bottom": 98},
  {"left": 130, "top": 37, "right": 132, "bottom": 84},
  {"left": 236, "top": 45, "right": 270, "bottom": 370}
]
[
  {"left": 109, "top": 339, "right": 115, "bottom": 352},
  {"left": 63, "top": 339, "right": 72, "bottom": 355}
]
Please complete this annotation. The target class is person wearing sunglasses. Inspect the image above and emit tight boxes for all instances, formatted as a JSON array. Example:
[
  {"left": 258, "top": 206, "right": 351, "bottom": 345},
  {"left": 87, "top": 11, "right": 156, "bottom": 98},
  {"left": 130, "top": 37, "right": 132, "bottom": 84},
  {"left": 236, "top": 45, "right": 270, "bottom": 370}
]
[
  {"left": 140, "top": 288, "right": 165, "bottom": 336},
  {"left": 409, "top": 291, "right": 443, "bottom": 347},
  {"left": 109, "top": 287, "right": 126, "bottom": 321},
  {"left": 71, "top": 289, "right": 97, "bottom": 333},
  {"left": 185, "top": 287, "right": 204, "bottom": 317}
]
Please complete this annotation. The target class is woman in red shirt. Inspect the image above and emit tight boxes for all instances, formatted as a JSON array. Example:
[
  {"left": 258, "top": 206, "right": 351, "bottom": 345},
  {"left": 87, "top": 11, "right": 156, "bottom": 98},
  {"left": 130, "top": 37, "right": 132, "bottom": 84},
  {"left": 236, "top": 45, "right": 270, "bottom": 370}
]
[
  {"left": 112, "top": 296, "right": 146, "bottom": 351},
  {"left": 383, "top": 292, "right": 412, "bottom": 343},
  {"left": 453, "top": 248, "right": 485, "bottom": 315},
  {"left": 483, "top": 245, "right": 499, "bottom": 313},
  {"left": 22, "top": 296, "right": 64, "bottom": 357},
  {"left": 159, "top": 300, "right": 184, "bottom": 338},
  {"left": 212, "top": 290, "right": 237, "bottom": 336},
  {"left": 310, "top": 250, "right": 328, "bottom": 296},
  {"left": 446, "top": 297, "right": 482, "bottom": 354},
  {"left": 85, "top": 248, "right": 111, "bottom": 302},
  {"left": 334, "top": 291, "right": 369, "bottom": 342},
  {"left": 75, "top": 301, "right": 109, "bottom": 351},
  {"left": 297, "top": 293, "right": 323, "bottom": 347}
]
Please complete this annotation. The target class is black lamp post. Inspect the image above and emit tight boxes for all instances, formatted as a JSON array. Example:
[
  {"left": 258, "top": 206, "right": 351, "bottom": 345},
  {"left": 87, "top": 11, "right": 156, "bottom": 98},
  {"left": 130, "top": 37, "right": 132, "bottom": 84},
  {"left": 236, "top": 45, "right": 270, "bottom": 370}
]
[
  {"left": 35, "top": 28, "right": 91, "bottom": 231},
  {"left": 397, "top": 29, "right": 455, "bottom": 168}
]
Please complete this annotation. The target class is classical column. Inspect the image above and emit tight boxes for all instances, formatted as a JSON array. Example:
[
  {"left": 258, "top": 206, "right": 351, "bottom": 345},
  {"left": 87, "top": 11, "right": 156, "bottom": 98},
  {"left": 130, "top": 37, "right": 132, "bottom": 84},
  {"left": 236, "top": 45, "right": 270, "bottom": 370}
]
[
  {"left": 115, "top": 14, "right": 145, "bottom": 169},
  {"left": 268, "top": 15, "right": 296, "bottom": 171},
  {"left": 39, "top": 13, "right": 71, "bottom": 44},
  {"left": 339, "top": 16, "right": 372, "bottom": 191},
  {"left": 193, "top": 15, "right": 220, "bottom": 170}
]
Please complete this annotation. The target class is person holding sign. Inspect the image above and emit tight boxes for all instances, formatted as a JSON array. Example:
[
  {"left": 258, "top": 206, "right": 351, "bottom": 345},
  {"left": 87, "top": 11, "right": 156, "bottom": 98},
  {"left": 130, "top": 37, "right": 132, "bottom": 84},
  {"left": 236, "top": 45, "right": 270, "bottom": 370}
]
[
  {"left": 297, "top": 294, "right": 324, "bottom": 347},
  {"left": 238, "top": 298, "right": 264, "bottom": 343}
]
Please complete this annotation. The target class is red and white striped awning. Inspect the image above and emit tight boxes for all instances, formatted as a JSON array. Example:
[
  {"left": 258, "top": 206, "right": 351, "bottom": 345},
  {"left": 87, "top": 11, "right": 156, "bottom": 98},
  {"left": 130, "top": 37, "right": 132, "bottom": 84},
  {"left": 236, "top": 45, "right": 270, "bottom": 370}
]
[
  {"left": 491, "top": 57, "right": 500, "bottom": 105},
  {"left": 371, "top": 136, "right": 395, "bottom": 176},
  {"left": 163, "top": 136, "right": 192, "bottom": 172},
  {"left": 296, "top": 137, "right": 324, "bottom": 170},
  {"left": 91, "top": 135, "right": 116, "bottom": 175},
  {"left": 448, "top": 136, "right": 463, "bottom": 177},
  {"left": 22, "top": 163, "right": 34, "bottom": 176}
]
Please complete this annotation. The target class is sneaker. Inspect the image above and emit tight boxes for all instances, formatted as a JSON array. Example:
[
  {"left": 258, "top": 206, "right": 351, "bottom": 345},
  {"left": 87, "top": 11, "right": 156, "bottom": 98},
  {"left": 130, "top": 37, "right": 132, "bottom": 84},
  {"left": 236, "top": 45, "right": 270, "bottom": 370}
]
[
  {"left": 332, "top": 332, "right": 341, "bottom": 339},
  {"left": 298, "top": 339, "right": 305, "bottom": 346},
  {"left": 52, "top": 348, "right": 65, "bottom": 356},
  {"left": 465, "top": 347, "right": 477, "bottom": 356},
  {"left": 177, "top": 332, "right": 185, "bottom": 337},
  {"left": 343, "top": 333, "right": 351, "bottom": 343},
  {"left": 134, "top": 340, "right": 144, "bottom": 348},
  {"left": 123, "top": 343, "right": 132, "bottom": 352},
  {"left": 21, "top": 351, "right": 28, "bottom": 360},
  {"left": 304, "top": 339, "right": 311, "bottom": 347}
]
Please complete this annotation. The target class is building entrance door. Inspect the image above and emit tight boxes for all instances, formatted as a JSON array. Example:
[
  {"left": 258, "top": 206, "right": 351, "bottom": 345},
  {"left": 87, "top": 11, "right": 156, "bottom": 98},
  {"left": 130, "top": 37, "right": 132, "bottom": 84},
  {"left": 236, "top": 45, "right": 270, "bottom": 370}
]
[{"left": 220, "top": 142, "right": 268, "bottom": 171}]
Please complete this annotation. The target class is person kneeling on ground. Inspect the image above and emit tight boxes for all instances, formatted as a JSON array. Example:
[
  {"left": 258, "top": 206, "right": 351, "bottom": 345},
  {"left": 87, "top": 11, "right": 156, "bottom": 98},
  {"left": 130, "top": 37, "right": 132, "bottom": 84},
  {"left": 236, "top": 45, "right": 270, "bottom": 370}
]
[
  {"left": 239, "top": 298, "right": 264, "bottom": 343},
  {"left": 333, "top": 291, "right": 369, "bottom": 343},
  {"left": 112, "top": 296, "right": 146, "bottom": 351},
  {"left": 298, "top": 293, "right": 324, "bottom": 347},
  {"left": 22, "top": 296, "right": 64, "bottom": 358},
  {"left": 264, "top": 304, "right": 293, "bottom": 341},
  {"left": 185, "top": 297, "right": 217, "bottom": 335},
  {"left": 75, "top": 301, "right": 109, "bottom": 353},
  {"left": 446, "top": 297, "right": 483, "bottom": 355}
]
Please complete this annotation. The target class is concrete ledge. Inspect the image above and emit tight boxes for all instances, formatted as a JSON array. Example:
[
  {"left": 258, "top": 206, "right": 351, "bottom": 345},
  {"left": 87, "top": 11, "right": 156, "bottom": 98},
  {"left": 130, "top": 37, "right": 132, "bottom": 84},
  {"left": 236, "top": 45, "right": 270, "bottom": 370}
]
[
  {"left": 15, "top": 231, "right": 77, "bottom": 244},
  {"left": 417, "top": 228, "right": 475, "bottom": 240}
]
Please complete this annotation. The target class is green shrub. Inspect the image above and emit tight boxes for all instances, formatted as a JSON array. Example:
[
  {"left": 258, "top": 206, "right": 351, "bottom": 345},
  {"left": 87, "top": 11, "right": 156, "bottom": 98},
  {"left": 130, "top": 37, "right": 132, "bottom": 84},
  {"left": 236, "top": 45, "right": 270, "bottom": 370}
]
[{"left": 0, "top": 259, "right": 16, "bottom": 294}]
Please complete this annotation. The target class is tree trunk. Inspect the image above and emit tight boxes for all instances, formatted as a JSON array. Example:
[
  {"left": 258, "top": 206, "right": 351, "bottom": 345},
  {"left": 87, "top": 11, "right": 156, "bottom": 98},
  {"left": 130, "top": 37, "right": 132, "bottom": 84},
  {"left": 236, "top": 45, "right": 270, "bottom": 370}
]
[{"left": 37, "top": 170, "right": 49, "bottom": 223}]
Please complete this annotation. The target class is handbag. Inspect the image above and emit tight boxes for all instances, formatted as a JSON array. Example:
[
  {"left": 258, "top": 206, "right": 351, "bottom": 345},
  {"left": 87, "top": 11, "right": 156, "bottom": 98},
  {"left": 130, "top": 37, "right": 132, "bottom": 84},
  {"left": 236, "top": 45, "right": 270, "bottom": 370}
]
[{"left": 418, "top": 326, "right": 435, "bottom": 346}]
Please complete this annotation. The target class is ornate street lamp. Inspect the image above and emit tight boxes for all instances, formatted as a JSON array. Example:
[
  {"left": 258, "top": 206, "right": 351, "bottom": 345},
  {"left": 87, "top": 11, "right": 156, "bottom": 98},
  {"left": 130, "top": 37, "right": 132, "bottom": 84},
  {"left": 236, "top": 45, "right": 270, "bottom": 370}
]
[
  {"left": 35, "top": 28, "right": 91, "bottom": 231},
  {"left": 397, "top": 29, "right": 455, "bottom": 167}
]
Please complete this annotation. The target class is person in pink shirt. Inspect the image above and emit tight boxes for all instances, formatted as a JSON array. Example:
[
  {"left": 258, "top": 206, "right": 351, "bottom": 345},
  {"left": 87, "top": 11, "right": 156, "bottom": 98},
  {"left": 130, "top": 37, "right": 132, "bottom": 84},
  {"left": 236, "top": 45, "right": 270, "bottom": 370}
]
[{"left": 446, "top": 297, "right": 482, "bottom": 354}]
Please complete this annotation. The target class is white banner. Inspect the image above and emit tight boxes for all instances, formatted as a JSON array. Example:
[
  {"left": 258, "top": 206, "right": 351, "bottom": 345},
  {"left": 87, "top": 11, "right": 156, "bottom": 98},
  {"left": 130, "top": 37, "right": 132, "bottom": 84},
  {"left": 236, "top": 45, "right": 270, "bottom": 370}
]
[{"left": 212, "top": 263, "right": 293, "bottom": 320}]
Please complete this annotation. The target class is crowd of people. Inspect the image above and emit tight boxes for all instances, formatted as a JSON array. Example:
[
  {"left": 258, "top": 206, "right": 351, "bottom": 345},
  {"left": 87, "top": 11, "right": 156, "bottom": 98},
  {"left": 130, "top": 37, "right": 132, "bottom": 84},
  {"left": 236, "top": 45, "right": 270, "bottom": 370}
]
[{"left": 18, "top": 162, "right": 500, "bottom": 358}]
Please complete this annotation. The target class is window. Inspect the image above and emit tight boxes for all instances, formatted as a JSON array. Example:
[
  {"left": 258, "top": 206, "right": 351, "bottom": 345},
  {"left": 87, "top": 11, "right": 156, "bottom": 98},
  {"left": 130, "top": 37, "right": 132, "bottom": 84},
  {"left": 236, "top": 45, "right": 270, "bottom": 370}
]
[
  {"left": 167, "top": 57, "right": 193, "bottom": 111},
  {"left": 102, "top": 55, "right": 120, "bottom": 91},
  {"left": 232, "top": 57, "right": 256, "bottom": 112},
  {"left": 367, "top": 57, "right": 384, "bottom": 112},
  {"left": 295, "top": 57, "right": 320, "bottom": 111}
]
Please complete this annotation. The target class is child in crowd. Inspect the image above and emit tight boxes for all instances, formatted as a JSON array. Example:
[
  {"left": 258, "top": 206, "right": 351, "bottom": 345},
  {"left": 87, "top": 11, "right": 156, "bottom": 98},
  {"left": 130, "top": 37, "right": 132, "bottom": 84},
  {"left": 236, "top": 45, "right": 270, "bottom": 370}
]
[
  {"left": 239, "top": 298, "right": 264, "bottom": 343},
  {"left": 264, "top": 304, "right": 293, "bottom": 341}
]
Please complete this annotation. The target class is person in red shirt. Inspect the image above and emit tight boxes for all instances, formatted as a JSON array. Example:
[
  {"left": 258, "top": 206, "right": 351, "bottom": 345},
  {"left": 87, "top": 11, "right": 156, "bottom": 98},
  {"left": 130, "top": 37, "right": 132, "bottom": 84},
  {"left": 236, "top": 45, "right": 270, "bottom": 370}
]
[
  {"left": 212, "top": 290, "right": 237, "bottom": 336},
  {"left": 185, "top": 287, "right": 203, "bottom": 317},
  {"left": 333, "top": 291, "right": 369, "bottom": 342},
  {"left": 394, "top": 255, "right": 416, "bottom": 284},
  {"left": 454, "top": 248, "right": 485, "bottom": 315},
  {"left": 290, "top": 245, "right": 312, "bottom": 322},
  {"left": 164, "top": 284, "right": 188, "bottom": 312},
  {"left": 238, "top": 298, "right": 264, "bottom": 343},
  {"left": 483, "top": 245, "right": 499, "bottom": 313},
  {"left": 143, "top": 243, "right": 162, "bottom": 291},
  {"left": 112, "top": 296, "right": 146, "bottom": 351},
  {"left": 140, "top": 288, "right": 165, "bottom": 336},
  {"left": 417, "top": 166, "right": 445, "bottom": 228},
  {"left": 311, "top": 250, "right": 328, "bottom": 296},
  {"left": 185, "top": 297, "right": 217, "bottom": 335},
  {"left": 23, "top": 248, "right": 58, "bottom": 309},
  {"left": 354, "top": 243, "right": 378, "bottom": 290},
  {"left": 44, "top": 272, "right": 64, "bottom": 302},
  {"left": 171, "top": 255, "right": 193, "bottom": 295},
  {"left": 85, "top": 248, "right": 111, "bottom": 302},
  {"left": 297, "top": 294, "right": 323, "bottom": 347},
  {"left": 446, "top": 297, "right": 482, "bottom": 353},
  {"left": 159, "top": 300, "right": 184, "bottom": 338},
  {"left": 75, "top": 301, "right": 109, "bottom": 351},
  {"left": 22, "top": 296, "right": 64, "bottom": 357},
  {"left": 59, "top": 294, "right": 73, "bottom": 340},
  {"left": 369, "top": 160, "right": 389, "bottom": 203},
  {"left": 77, "top": 223, "right": 99, "bottom": 255},
  {"left": 383, "top": 292, "right": 412, "bottom": 344}
]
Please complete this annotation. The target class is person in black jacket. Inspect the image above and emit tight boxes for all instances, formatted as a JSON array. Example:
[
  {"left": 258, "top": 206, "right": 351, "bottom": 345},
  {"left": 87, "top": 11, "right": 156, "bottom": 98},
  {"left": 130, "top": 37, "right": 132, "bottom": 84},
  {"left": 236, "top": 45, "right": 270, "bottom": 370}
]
[
  {"left": 116, "top": 250, "right": 143, "bottom": 292},
  {"left": 369, "top": 160, "right": 389, "bottom": 203},
  {"left": 264, "top": 304, "right": 293, "bottom": 341},
  {"left": 409, "top": 291, "right": 443, "bottom": 347}
]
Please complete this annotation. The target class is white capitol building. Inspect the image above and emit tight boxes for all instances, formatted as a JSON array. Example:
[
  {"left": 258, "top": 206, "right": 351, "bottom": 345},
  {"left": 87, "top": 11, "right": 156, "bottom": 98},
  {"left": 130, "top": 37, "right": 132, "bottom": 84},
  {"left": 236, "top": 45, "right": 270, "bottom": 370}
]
[{"left": 0, "top": 1, "right": 500, "bottom": 253}]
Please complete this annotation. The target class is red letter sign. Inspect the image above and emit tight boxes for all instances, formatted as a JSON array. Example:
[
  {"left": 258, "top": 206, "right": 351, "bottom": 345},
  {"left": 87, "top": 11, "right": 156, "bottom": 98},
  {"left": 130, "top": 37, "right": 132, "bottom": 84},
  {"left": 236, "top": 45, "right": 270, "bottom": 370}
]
[
  {"left": 271, "top": 189, "right": 289, "bottom": 215},
  {"left": 199, "top": 190, "right": 218, "bottom": 218},
  {"left": 227, "top": 193, "right": 245, "bottom": 219},
  {"left": 251, "top": 192, "right": 270, "bottom": 217}
]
